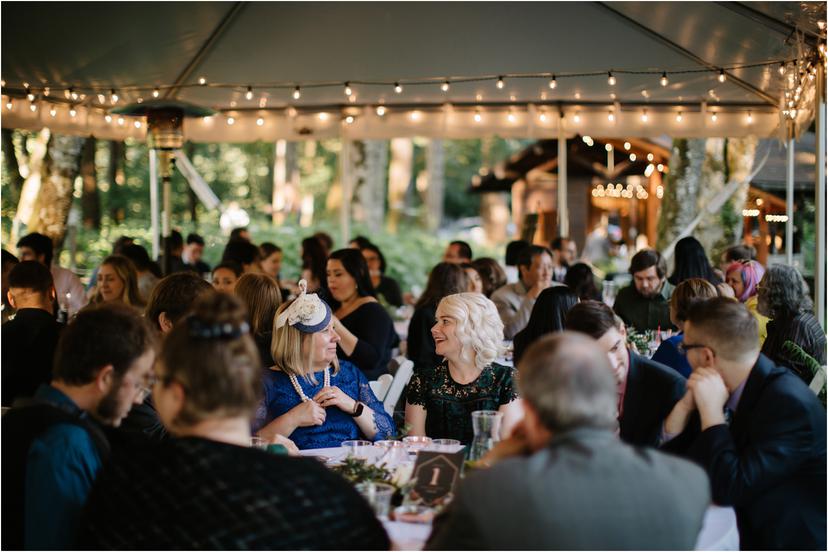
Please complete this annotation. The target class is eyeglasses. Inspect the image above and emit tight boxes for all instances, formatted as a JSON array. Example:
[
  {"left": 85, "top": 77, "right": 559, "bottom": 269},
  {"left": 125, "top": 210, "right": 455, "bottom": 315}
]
[
  {"left": 677, "top": 342, "right": 716, "bottom": 356},
  {"left": 135, "top": 374, "right": 158, "bottom": 400}
]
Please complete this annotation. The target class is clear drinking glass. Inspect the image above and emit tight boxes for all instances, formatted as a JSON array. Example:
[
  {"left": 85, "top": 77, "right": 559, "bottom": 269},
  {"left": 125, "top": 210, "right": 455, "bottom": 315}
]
[
  {"left": 427, "top": 438, "right": 461, "bottom": 452},
  {"left": 355, "top": 482, "right": 395, "bottom": 519},
  {"left": 376, "top": 440, "right": 410, "bottom": 468},
  {"left": 402, "top": 435, "right": 432, "bottom": 453},
  {"left": 342, "top": 439, "right": 374, "bottom": 460},
  {"left": 602, "top": 280, "right": 618, "bottom": 306},
  {"left": 468, "top": 410, "right": 502, "bottom": 461}
]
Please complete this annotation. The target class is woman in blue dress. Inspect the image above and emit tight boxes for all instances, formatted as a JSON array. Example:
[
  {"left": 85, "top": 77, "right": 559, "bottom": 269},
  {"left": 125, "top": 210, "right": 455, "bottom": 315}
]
[{"left": 253, "top": 280, "right": 395, "bottom": 449}]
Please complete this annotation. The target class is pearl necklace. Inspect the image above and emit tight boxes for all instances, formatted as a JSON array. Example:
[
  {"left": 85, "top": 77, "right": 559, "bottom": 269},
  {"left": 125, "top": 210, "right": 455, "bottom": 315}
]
[{"left": 288, "top": 367, "right": 330, "bottom": 402}]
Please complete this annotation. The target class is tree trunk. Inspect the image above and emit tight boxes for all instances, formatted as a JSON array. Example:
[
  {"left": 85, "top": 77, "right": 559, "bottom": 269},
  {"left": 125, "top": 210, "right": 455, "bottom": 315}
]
[
  {"left": 107, "top": 140, "right": 126, "bottom": 223},
  {"left": 354, "top": 140, "right": 387, "bottom": 233},
  {"left": 13, "top": 130, "right": 51, "bottom": 245},
  {"left": 80, "top": 136, "right": 101, "bottom": 229},
  {"left": 424, "top": 139, "right": 445, "bottom": 231},
  {"left": 2, "top": 129, "right": 24, "bottom": 205},
  {"left": 387, "top": 138, "right": 413, "bottom": 233},
  {"left": 27, "top": 133, "right": 85, "bottom": 249}
]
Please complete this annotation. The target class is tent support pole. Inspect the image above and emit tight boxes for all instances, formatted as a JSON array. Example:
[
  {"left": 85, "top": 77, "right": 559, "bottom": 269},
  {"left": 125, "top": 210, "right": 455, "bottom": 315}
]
[
  {"left": 557, "top": 118, "right": 568, "bottom": 238},
  {"left": 162, "top": 176, "right": 171, "bottom": 238},
  {"left": 340, "top": 139, "right": 352, "bottom": 245},
  {"left": 149, "top": 149, "right": 160, "bottom": 259},
  {"left": 785, "top": 124, "right": 794, "bottom": 265},
  {"left": 815, "top": 62, "right": 826, "bottom": 329}
]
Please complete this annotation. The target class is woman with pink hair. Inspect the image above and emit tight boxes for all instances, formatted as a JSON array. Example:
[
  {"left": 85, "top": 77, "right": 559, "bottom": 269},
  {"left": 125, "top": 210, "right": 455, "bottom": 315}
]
[{"left": 725, "top": 260, "right": 769, "bottom": 344}]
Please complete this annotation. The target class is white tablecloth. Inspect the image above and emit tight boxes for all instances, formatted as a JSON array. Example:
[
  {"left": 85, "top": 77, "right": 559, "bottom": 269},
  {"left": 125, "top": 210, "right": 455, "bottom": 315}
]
[{"left": 301, "top": 448, "right": 738, "bottom": 551}]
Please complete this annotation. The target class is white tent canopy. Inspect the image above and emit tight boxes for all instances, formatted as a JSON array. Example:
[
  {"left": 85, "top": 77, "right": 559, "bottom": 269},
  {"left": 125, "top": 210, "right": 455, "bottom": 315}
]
[{"left": 2, "top": 1, "right": 824, "bottom": 140}]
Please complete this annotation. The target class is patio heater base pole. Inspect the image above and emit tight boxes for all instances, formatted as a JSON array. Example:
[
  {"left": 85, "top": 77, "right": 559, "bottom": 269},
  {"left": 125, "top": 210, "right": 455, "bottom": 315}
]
[
  {"left": 815, "top": 63, "right": 826, "bottom": 329},
  {"left": 785, "top": 122, "right": 794, "bottom": 266},
  {"left": 149, "top": 149, "right": 160, "bottom": 260},
  {"left": 557, "top": 117, "right": 569, "bottom": 238}
]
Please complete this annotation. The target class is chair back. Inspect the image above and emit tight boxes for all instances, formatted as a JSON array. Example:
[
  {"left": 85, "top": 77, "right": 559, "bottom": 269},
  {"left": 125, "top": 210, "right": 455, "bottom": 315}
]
[
  {"left": 383, "top": 356, "right": 414, "bottom": 415},
  {"left": 369, "top": 374, "right": 393, "bottom": 401}
]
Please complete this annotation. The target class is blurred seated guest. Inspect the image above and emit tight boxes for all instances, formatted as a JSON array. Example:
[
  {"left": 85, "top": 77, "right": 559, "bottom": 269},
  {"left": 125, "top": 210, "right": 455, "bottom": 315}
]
[
  {"left": 313, "top": 231, "right": 334, "bottom": 256},
  {"left": 652, "top": 279, "right": 718, "bottom": 378},
  {"left": 566, "top": 301, "right": 685, "bottom": 447},
  {"left": 407, "top": 263, "right": 469, "bottom": 375},
  {"left": 426, "top": 332, "right": 710, "bottom": 551},
  {"left": 491, "top": 245, "right": 561, "bottom": 339},
  {"left": 348, "top": 235, "right": 373, "bottom": 250},
  {"left": 725, "top": 260, "right": 769, "bottom": 344},
  {"left": 2, "top": 249, "right": 20, "bottom": 323},
  {"left": 253, "top": 282, "right": 395, "bottom": 449},
  {"left": 360, "top": 242, "right": 403, "bottom": 307},
  {"left": 471, "top": 257, "right": 507, "bottom": 299},
  {"left": 235, "top": 273, "right": 282, "bottom": 368},
  {"left": 182, "top": 233, "right": 210, "bottom": 274},
  {"left": 119, "top": 273, "right": 215, "bottom": 446},
  {"left": 758, "top": 265, "right": 827, "bottom": 383},
  {"left": 719, "top": 243, "right": 755, "bottom": 273},
  {"left": 229, "top": 226, "right": 250, "bottom": 242},
  {"left": 300, "top": 236, "right": 328, "bottom": 293},
  {"left": 327, "top": 249, "right": 399, "bottom": 379},
  {"left": 550, "top": 236, "right": 577, "bottom": 283},
  {"left": 564, "top": 262, "right": 602, "bottom": 301},
  {"left": 668, "top": 236, "right": 722, "bottom": 287},
  {"left": 120, "top": 243, "right": 162, "bottom": 302},
  {"left": 259, "top": 241, "right": 283, "bottom": 281},
  {"left": 79, "top": 294, "right": 388, "bottom": 550},
  {"left": 2, "top": 303, "right": 155, "bottom": 550},
  {"left": 2, "top": 262, "right": 63, "bottom": 406},
  {"left": 17, "top": 232, "right": 87, "bottom": 317},
  {"left": 503, "top": 239, "right": 529, "bottom": 284},
  {"left": 85, "top": 236, "right": 134, "bottom": 292},
  {"left": 443, "top": 240, "right": 473, "bottom": 264},
  {"left": 212, "top": 261, "right": 243, "bottom": 294},
  {"left": 222, "top": 238, "right": 262, "bottom": 274},
  {"left": 460, "top": 262, "right": 483, "bottom": 294},
  {"left": 512, "top": 287, "right": 579, "bottom": 366},
  {"left": 613, "top": 249, "right": 674, "bottom": 332},
  {"left": 661, "top": 298, "right": 826, "bottom": 550},
  {"left": 405, "top": 293, "right": 522, "bottom": 444},
  {"left": 91, "top": 255, "right": 145, "bottom": 309},
  {"left": 158, "top": 230, "right": 188, "bottom": 276}
]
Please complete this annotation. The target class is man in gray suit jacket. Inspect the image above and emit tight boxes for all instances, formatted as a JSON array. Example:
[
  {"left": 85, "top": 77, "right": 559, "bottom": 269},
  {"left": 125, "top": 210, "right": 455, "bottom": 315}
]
[{"left": 426, "top": 332, "right": 710, "bottom": 551}]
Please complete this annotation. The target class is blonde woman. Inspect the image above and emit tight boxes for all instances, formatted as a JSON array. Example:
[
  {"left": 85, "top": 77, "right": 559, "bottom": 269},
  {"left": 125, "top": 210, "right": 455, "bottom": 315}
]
[
  {"left": 92, "top": 255, "right": 145, "bottom": 308},
  {"left": 405, "top": 292, "right": 522, "bottom": 444},
  {"left": 252, "top": 280, "right": 395, "bottom": 449}
]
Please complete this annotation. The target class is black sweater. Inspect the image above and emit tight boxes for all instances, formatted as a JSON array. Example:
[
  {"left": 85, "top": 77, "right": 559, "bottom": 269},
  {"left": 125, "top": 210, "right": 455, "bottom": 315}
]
[{"left": 338, "top": 302, "right": 399, "bottom": 379}]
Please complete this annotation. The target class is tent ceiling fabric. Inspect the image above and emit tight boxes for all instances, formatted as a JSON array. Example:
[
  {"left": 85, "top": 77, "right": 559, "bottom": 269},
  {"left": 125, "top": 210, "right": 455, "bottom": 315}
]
[{"left": 2, "top": 1, "right": 824, "bottom": 141}]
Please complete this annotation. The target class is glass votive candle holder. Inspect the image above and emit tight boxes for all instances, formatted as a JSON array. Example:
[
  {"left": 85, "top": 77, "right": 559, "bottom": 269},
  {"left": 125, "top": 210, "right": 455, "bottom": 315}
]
[
  {"left": 402, "top": 435, "right": 433, "bottom": 453},
  {"left": 428, "top": 438, "right": 461, "bottom": 452},
  {"left": 376, "top": 440, "right": 409, "bottom": 467},
  {"left": 355, "top": 482, "right": 395, "bottom": 519},
  {"left": 393, "top": 504, "right": 437, "bottom": 524},
  {"left": 342, "top": 439, "right": 374, "bottom": 460},
  {"left": 374, "top": 439, "right": 402, "bottom": 449}
]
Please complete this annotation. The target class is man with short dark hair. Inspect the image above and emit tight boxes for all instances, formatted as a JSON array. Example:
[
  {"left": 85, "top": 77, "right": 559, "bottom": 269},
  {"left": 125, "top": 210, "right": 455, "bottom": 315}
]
[
  {"left": 182, "top": 233, "right": 210, "bottom": 274},
  {"left": 491, "top": 245, "right": 562, "bottom": 339},
  {"left": 612, "top": 248, "right": 674, "bottom": 331},
  {"left": 550, "top": 236, "right": 577, "bottom": 283},
  {"left": 158, "top": 230, "right": 187, "bottom": 276},
  {"left": 566, "top": 300, "right": 685, "bottom": 446},
  {"left": 443, "top": 240, "right": 473, "bottom": 264},
  {"left": 426, "top": 332, "right": 710, "bottom": 550},
  {"left": 662, "top": 298, "right": 826, "bottom": 550},
  {"left": 16, "top": 232, "right": 87, "bottom": 317},
  {"left": 1, "top": 303, "right": 156, "bottom": 550},
  {"left": 2, "top": 262, "right": 63, "bottom": 406}
]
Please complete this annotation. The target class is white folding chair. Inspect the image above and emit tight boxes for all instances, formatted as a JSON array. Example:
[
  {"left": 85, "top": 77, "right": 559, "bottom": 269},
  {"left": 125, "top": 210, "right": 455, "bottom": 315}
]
[
  {"left": 369, "top": 374, "right": 393, "bottom": 401},
  {"left": 383, "top": 356, "right": 414, "bottom": 415},
  {"left": 809, "top": 366, "right": 826, "bottom": 396}
]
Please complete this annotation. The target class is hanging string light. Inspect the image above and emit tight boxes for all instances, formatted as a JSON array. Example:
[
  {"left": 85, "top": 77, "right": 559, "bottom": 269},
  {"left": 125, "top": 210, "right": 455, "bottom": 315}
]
[
  {"left": 256, "top": 117, "right": 264, "bottom": 126},
  {"left": 607, "top": 109, "right": 615, "bottom": 122},
  {"left": 245, "top": 86, "right": 254, "bottom": 100},
  {"left": 376, "top": 105, "right": 386, "bottom": 116},
  {"left": 660, "top": 72, "right": 669, "bottom": 86},
  {"left": 496, "top": 76, "right": 505, "bottom": 89},
  {"left": 29, "top": 101, "right": 37, "bottom": 112},
  {"left": 117, "top": 116, "right": 125, "bottom": 125},
  {"left": 573, "top": 110, "right": 581, "bottom": 123},
  {"left": 747, "top": 111, "right": 753, "bottom": 124},
  {"left": 198, "top": 77, "right": 207, "bottom": 85},
  {"left": 676, "top": 111, "right": 683, "bottom": 122},
  {"left": 711, "top": 111, "right": 718, "bottom": 122},
  {"left": 345, "top": 115, "right": 355, "bottom": 124},
  {"left": 718, "top": 69, "right": 726, "bottom": 83},
  {"left": 43, "top": 87, "right": 50, "bottom": 97},
  {"left": 110, "top": 89, "right": 119, "bottom": 104},
  {"left": 50, "top": 106, "right": 57, "bottom": 117},
  {"left": 548, "top": 75, "right": 557, "bottom": 89},
  {"left": 153, "top": 87, "right": 160, "bottom": 98},
  {"left": 293, "top": 86, "right": 301, "bottom": 100},
  {"left": 69, "top": 106, "right": 77, "bottom": 118},
  {"left": 104, "top": 113, "right": 112, "bottom": 123},
  {"left": 227, "top": 116, "right": 235, "bottom": 125},
  {"left": 641, "top": 109, "right": 648, "bottom": 122},
  {"left": 441, "top": 81, "right": 450, "bottom": 92},
  {"left": 394, "top": 82, "right": 403, "bottom": 93},
  {"left": 344, "top": 82, "right": 352, "bottom": 96},
  {"left": 607, "top": 72, "right": 616, "bottom": 86},
  {"left": 474, "top": 109, "right": 482, "bottom": 123}
]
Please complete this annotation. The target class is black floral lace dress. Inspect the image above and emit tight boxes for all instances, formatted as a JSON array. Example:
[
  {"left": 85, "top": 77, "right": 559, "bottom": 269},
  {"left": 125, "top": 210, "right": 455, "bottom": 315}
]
[{"left": 406, "top": 361, "right": 518, "bottom": 444}]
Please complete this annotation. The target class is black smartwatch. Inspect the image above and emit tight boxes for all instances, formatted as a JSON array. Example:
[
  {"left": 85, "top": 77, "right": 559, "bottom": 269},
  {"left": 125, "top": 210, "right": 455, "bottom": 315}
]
[{"left": 351, "top": 401, "right": 364, "bottom": 417}]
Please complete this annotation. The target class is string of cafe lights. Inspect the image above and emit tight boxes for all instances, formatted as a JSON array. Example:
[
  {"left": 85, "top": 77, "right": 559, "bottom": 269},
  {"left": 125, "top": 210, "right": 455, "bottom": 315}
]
[{"left": 1, "top": 51, "right": 824, "bottom": 127}]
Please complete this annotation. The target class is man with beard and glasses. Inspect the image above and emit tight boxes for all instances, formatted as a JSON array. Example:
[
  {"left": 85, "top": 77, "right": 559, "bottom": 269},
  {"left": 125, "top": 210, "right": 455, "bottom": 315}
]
[
  {"left": 612, "top": 248, "right": 675, "bottom": 332},
  {"left": 1, "top": 303, "right": 156, "bottom": 550}
]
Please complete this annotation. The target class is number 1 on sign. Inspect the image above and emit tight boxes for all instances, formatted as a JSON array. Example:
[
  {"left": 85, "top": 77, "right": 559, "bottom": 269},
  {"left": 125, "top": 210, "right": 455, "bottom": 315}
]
[{"left": 429, "top": 467, "right": 441, "bottom": 486}]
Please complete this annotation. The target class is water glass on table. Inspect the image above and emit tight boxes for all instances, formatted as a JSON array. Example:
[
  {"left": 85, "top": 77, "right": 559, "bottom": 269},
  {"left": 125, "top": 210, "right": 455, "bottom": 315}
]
[
  {"left": 356, "top": 482, "right": 395, "bottom": 519},
  {"left": 402, "top": 435, "right": 432, "bottom": 454},
  {"left": 469, "top": 410, "right": 502, "bottom": 461},
  {"left": 427, "top": 438, "right": 461, "bottom": 452},
  {"left": 342, "top": 439, "right": 375, "bottom": 460}
]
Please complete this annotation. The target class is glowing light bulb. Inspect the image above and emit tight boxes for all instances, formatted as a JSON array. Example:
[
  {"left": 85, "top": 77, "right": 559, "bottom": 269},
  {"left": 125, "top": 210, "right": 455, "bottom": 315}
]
[
  {"left": 605, "top": 144, "right": 613, "bottom": 152},
  {"left": 641, "top": 109, "right": 648, "bottom": 122},
  {"left": 117, "top": 116, "right": 124, "bottom": 125},
  {"left": 134, "top": 120, "right": 141, "bottom": 129},
  {"left": 608, "top": 110, "right": 615, "bottom": 122},
  {"left": 153, "top": 88, "right": 160, "bottom": 98},
  {"left": 97, "top": 93, "right": 106, "bottom": 104},
  {"left": 623, "top": 142, "right": 631, "bottom": 150},
  {"left": 26, "top": 90, "right": 34, "bottom": 102},
  {"left": 507, "top": 111, "right": 516, "bottom": 123},
  {"left": 747, "top": 111, "right": 753, "bottom": 124},
  {"left": 69, "top": 107, "right": 77, "bottom": 118},
  {"left": 660, "top": 72, "right": 669, "bottom": 87},
  {"left": 630, "top": 153, "right": 637, "bottom": 161},
  {"left": 676, "top": 111, "right": 683, "bottom": 123},
  {"left": 110, "top": 89, "right": 118, "bottom": 104},
  {"left": 409, "top": 110, "right": 421, "bottom": 121},
  {"left": 104, "top": 114, "right": 111, "bottom": 123},
  {"left": 718, "top": 70, "right": 726, "bottom": 83},
  {"left": 548, "top": 75, "right": 557, "bottom": 89},
  {"left": 376, "top": 105, "right": 386, "bottom": 116},
  {"left": 496, "top": 76, "right": 505, "bottom": 89},
  {"left": 345, "top": 115, "right": 355, "bottom": 124},
  {"left": 50, "top": 106, "right": 57, "bottom": 117},
  {"left": 70, "top": 88, "right": 78, "bottom": 100},
  {"left": 657, "top": 163, "right": 664, "bottom": 172},
  {"left": 573, "top": 111, "right": 581, "bottom": 123},
  {"left": 256, "top": 117, "right": 264, "bottom": 126},
  {"left": 539, "top": 112, "right": 548, "bottom": 122},
  {"left": 43, "top": 87, "right": 50, "bottom": 97},
  {"left": 474, "top": 111, "right": 482, "bottom": 123},
  {"left": 344, "top": 82, "right": 352, "bottom": 96},
  {"left": 227, "top": 116, "right": 235, "bottom": 125},
  {"left": 292, "top": 87, "right": 301, "bottom": 100},
  {"left": 779, "top": 62, "right": 786, "bottom": 76},
  {"left": 608, "top": 72, "right": 616, "bottom": 86},
  {"left": 441, "top": 81, "right": 450, "bottom": 92},
  {"left": 711, "top": 112, "right": 718, "bottom": 122},
  {"left": 198, "top": 77, "right": 207, "bottom": 85},
  {"left": 394, "top": 82, "right": 403, "bottom": 94},
  {"left": 318, "top": 112, "right": 329, "bottom": 121},
  {"left": 245, "top": 87, "right": 253, "bottom": 100},
  {"left": 647, "top": 153, "right": 654, "bottom": 162}
]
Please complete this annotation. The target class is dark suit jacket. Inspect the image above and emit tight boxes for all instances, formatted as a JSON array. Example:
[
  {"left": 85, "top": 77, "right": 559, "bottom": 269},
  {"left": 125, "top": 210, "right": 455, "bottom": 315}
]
[
  {"left": 620, "top": 351, "right": 686, "bottom": 447},
  {"left": 662, "top": 354, "right": 827, "bottom": 550},
  {"left": 1, "top": 309, "right": 63, "bottom": 407},
  {"left": 426, "top": 428, "right": 710, "bottom": 550}
]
